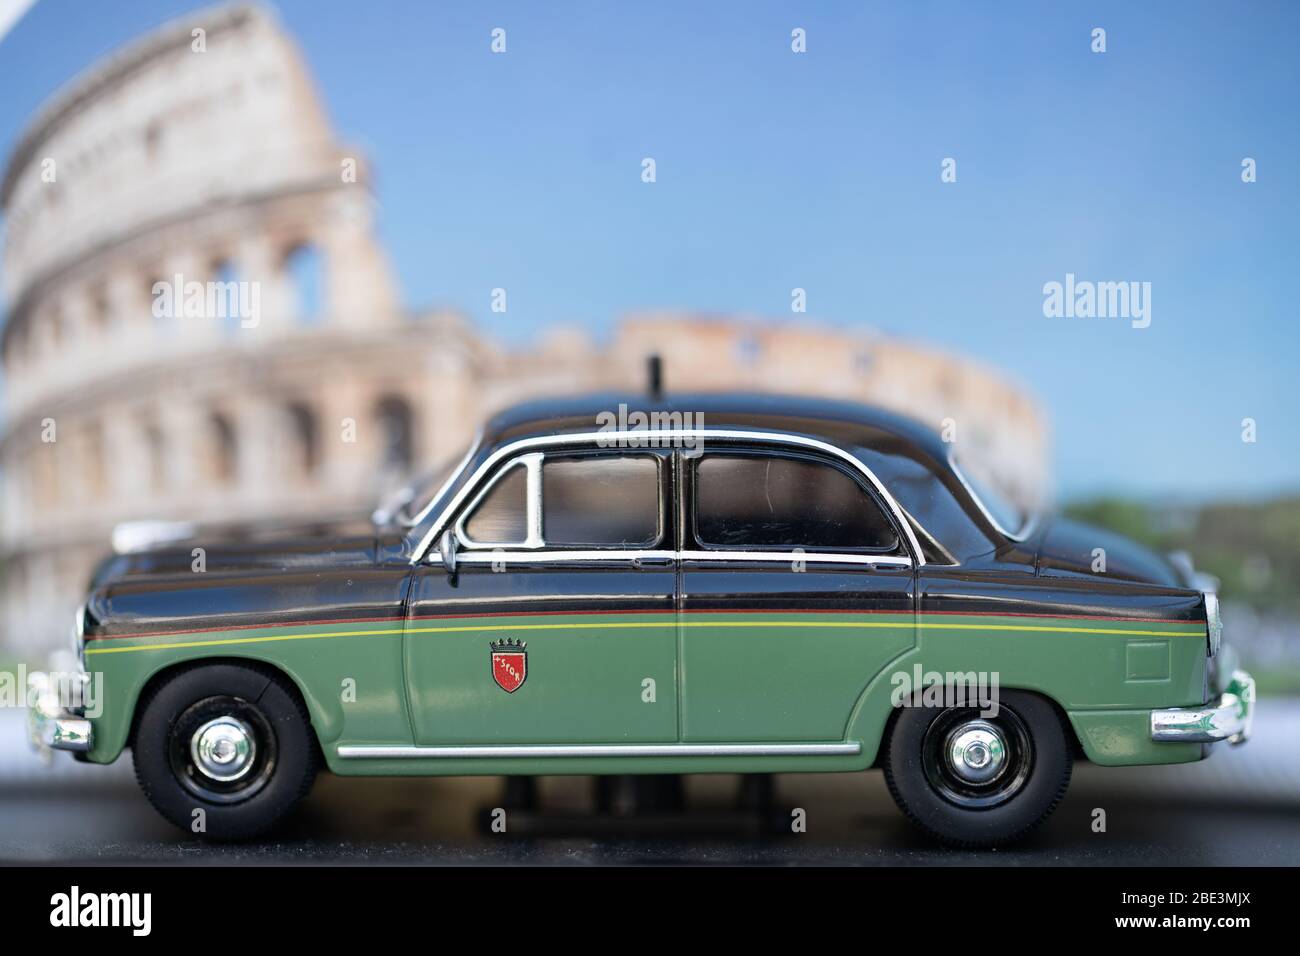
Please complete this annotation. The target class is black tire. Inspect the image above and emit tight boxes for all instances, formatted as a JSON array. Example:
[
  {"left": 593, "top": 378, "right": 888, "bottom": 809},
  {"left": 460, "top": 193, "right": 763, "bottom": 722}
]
[
  {"left": 132, "top": 662, "right": 319, "bottom": 840},
  {"left": 882, "top": 689, "right": 1071, "bottom": 847}
]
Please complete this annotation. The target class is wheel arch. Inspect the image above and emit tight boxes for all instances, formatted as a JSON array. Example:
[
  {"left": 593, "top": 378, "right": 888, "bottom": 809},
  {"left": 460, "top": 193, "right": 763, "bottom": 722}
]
[
  {"left": 126, "top": 656, "right": 326, "bottom": 755},
  {"left": 854, "top": 679, "right": 1085, "bottom": 768}
]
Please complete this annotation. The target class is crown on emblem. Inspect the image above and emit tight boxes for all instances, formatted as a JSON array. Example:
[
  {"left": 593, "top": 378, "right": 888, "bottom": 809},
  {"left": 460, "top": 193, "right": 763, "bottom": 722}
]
[{"left": 489, "top": 638, "right": 527, "bottom": 651}]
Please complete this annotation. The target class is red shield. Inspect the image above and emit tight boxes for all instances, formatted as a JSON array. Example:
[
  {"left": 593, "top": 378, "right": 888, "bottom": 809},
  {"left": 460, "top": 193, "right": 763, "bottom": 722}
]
[{"left": 491, "top": 647, "right": 527, "bottom": 693}]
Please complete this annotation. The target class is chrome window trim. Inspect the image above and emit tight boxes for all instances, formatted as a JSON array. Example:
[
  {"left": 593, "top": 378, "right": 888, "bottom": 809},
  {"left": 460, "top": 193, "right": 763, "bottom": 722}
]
[
  {"left": 413, "top": 428, "right": 925, "bottom": 564},
  {"left": 688, "top": 448, "right": 908, "bottom": 559},
  {"left": 947, "top": 450, "right": 1037, "bottom": 543},
  {"left": 406, "top": 431, "right": 483, "bottom": 527},
  {"left": 455, "top": 449, "right": 667, "bottom": 555},
  {"left": 455, "top": 453, "right": 543, "bottom": 549},
  {"left": 452, "top": 548, "right": 911, "bottom": 567},
  {"left": 337, "top": 741, "right": 861, "bottom": 759},
  {"left": 534, "top": 451, "right": 666, "bottom": 551}
]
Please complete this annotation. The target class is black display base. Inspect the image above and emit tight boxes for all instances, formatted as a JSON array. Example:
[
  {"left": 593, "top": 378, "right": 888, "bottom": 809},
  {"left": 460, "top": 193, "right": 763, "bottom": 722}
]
[{"left": 475, "top": 774, "right": 788, "bottom": 838}]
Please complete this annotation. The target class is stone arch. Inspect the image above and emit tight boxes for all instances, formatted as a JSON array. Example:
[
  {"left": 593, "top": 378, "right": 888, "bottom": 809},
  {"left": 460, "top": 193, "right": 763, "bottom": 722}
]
[
  {"left": 204, "top": 410, "right": 239, "bottom": 485},
  {"left": 211, "top": 256, "right": 241, "bottom": 334},
  {"left": 283, "top": 241, "right": 324, "bottom": 324},
  {"left": 374, "top": 394, "right": 414, "bottom": 474},
  {"left": 81, "top": 419, "right": 107, "bottom": 499},
  {"left": 142, "top": 416, "right": 166, "bottom": 492},
  {"left": 285, "top": 400, "right": 320, "bottom": 478}
]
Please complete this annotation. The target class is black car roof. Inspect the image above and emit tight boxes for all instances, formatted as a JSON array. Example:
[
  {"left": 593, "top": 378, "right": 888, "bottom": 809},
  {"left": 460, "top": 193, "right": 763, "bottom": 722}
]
[{"left": 483, "top": 392, "right": 951, "bottom": 461}]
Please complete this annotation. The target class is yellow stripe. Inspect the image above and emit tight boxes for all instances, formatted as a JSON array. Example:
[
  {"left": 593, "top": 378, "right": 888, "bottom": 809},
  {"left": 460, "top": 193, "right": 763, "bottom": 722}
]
[
  {"left": 920, "top": 622, "right": 1202, "bottom": 637},
  {"left": 85, "top": 617, "right": 1202, "bottom": 655}
]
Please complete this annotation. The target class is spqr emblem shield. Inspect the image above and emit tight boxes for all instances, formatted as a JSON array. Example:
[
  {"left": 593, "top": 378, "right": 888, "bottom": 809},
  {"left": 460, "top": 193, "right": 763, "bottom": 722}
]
[{"left": 490, "top": 639, "right": 527, "bottom": 693}]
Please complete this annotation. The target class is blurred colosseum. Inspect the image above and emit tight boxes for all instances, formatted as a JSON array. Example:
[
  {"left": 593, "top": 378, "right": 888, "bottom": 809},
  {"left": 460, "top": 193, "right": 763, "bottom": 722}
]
[{"left": 0, "top": 3, "right": 1047, "bottom": 656}]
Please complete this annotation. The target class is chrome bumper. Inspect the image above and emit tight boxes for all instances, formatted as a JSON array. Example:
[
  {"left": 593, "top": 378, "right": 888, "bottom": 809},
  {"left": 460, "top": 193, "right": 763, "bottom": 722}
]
[
  {"left": 26, "top": 671, "right": 93, "bottom": 755},
  {"left": 1151, "top": 670, "right": 1255, "bottom": 744}
]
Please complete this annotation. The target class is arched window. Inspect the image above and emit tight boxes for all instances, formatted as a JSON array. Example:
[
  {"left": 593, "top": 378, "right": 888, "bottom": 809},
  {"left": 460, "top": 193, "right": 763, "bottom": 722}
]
[
  {"left": 143, "top": 418, "right": 166, "bottom": 492},
  {"left": 82, "top": 422, "right": 106, "bottom": 499},
  {"left": 284, "top": 243, "right": 324, "bottom": 324},
  {"left": 286, "top": 401, "right": 319, "bottom": 477},
  {"left": 206, "top": 412, "right": 238, "bottom": 485},
  {"left": 144, "top": 121, "right": 163, "bottom": 160},
  {"left": 148, "top": 275, "right": 169, "bottom": 327},
  {"left": 91, "top": 284, "right": 111, "bottom": 331},
  {"left": 48, "top": 305, "right": 66, "bottom": 353},
  {"left": 212, "top": 259, "right": 241, "bottom": 335},
  {"left": 374, "top": 396, "right": 414, "bottom": 474},
  {"left": 33, "top": 448, "right": 59, "bottom": 510}
]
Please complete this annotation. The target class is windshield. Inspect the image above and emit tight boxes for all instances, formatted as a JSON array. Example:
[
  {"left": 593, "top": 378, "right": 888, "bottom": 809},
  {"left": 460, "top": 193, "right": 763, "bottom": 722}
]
[
  {"left": 950, "top": 453, "right": 1032, "bottom": 540},
  {"left": 375, "top": 442, "right": 473, "bottom": 528}
]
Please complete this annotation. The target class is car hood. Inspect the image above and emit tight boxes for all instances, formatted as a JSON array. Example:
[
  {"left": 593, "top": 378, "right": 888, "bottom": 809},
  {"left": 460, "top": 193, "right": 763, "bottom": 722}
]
[
  {"left": 89, "top": 516, "right": 388, "bottom": 586},
  {"left": 1035, "top": 517, "right": 1187, "bottom": 588}
]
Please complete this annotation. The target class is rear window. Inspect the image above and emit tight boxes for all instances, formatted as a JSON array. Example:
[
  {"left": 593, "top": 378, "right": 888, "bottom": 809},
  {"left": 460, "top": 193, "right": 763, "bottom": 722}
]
[{"left": 694, "top": 453, "right": 899, "bottom": 551}]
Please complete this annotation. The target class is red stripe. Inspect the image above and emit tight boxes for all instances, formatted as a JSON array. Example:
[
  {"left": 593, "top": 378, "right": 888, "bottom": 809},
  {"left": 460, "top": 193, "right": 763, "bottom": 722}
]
[{"left": 87, "top": 605, "right": 1196, "bottom": 642}]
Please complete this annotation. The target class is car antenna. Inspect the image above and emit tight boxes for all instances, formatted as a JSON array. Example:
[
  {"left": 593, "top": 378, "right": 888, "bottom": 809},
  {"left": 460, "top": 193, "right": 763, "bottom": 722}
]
[{"left": 647, "top": 354, "right": 664, "bottom": 401}]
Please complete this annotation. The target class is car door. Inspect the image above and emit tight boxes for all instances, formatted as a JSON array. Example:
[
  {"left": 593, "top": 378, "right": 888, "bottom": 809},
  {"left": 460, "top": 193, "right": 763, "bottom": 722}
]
[
  {"left": 679, "top": 444, "right": 917, "bottom": 743},
  {"left": 404, "top": 444, "right": 678, "bottom": 744}
]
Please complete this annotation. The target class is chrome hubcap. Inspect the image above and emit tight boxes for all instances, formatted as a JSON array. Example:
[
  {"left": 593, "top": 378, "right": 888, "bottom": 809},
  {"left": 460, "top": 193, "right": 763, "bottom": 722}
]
[
  {"left": 946, "top": 720, "right": 1007, "bottom": 784},
  {"left": 190, "top": 715, "right": 256, "bottom": 783}
]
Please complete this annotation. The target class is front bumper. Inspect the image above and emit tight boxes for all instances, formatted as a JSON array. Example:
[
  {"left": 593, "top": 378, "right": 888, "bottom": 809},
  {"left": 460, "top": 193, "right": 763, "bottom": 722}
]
[
  {"left": 26, "top": 671, "right": 94, "bottom": 755},
  {"left": 1150, "top": 670, "right": 1255, "bottom": 744}
]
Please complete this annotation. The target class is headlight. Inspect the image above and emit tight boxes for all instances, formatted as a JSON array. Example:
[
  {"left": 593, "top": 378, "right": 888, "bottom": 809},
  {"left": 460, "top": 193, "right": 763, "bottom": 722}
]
[{"left": 1204, "top": 591, "right": 1222, "bottom": 657}]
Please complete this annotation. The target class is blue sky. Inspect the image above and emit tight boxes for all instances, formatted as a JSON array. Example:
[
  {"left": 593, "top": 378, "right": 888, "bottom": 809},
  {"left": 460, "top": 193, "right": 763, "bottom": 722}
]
[{"left": 1, "top": 1, "right": 1297, "bottom": 502}]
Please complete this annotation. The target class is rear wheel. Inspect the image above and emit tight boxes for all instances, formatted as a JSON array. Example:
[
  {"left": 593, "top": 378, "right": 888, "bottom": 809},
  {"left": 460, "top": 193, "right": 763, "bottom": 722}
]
[
  {"left": 882, "top": 690, "right": 1071, "bottom": 846},
  {"left": 133, "top": 662, "right": 318, "bottom": 840}
]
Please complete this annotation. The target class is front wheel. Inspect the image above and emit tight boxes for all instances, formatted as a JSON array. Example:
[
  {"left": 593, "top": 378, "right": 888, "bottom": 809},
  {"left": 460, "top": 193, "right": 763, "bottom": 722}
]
[
  {"left": 132, "top": 662, "right": 319, "bottom": 840},
  {"left": 882, "top": 690, "right": 1072, "bottom": 847}
]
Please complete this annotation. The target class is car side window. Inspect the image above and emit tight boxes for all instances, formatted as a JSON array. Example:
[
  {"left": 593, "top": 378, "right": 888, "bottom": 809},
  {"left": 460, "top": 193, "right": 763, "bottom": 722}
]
[
  {"left": 542, "top": 455, "right": 660, "bottom": 547},
  {"left": 462, "top": 460, "right": 530, "bottom": 545},
  {"left": 459, "top": 451, "right": 662, "bottom": 549},
  {"left": 694, "top": 452, "right": 899, "bottom": 552}
]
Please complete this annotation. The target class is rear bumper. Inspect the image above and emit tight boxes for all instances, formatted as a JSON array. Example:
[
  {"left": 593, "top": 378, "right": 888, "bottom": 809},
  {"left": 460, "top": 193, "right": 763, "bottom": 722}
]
[
  {"left": 1150, "top": 670, "right": 1255, "bottom": 744},
  {"left": 26, "top": 671, "right": 94, "bottom": 755}
]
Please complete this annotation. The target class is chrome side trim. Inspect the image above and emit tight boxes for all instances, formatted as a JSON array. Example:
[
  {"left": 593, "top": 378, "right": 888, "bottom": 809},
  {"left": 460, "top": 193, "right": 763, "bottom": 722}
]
[
  {"left": 679, "top": 549, "right": 911, "bottom": 567},
  {"left": 1150, "top": 670, "right": 1255, "bottom": 744},
  {"left": 457, "top": 549, "right": 677, "bottom": 564},
  {"left": 337, "top": 741, "right": 862, "bottom": 759},
  {"left": 413, "top": 428, "right": 925, "bottom": 564}
]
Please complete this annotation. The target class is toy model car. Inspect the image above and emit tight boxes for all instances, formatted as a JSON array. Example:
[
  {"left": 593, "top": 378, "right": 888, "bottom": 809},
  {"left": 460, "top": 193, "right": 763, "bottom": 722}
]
[{"left": 29, "top": 394, "right": 1254, "bottom": 844}]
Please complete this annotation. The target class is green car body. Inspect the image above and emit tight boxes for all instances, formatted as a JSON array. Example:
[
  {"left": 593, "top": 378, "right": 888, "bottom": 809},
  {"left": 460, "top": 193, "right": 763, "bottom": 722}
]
[{"left": 29, "top": 395, "right": 1254, "bottom": 841}]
